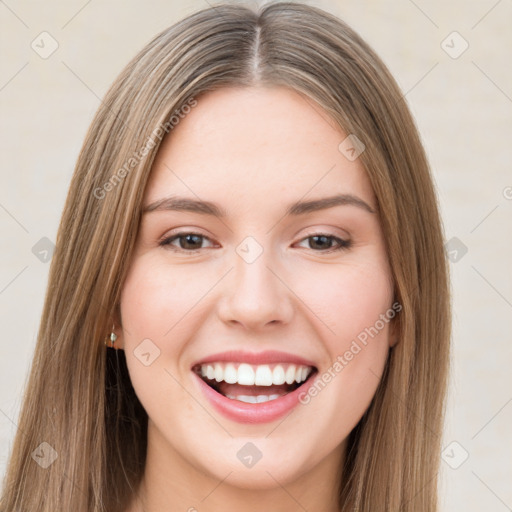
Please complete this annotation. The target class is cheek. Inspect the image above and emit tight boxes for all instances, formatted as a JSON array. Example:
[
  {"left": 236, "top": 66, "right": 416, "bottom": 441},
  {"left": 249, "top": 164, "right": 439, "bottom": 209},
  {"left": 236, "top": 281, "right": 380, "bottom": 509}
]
[
  {"left": 120, "top": 257, "right": 205, "bottom": 340},
  {"left": 293, "top": 256, "right": 393, "bottom": 408},
  {"left": 295, "top": 257, "right": 393, "bottom": 352},
  {"left": 119, "top": 259, "right": 200, "bottom": 426},
  {"left": 293, "top": 258, "right": 394, "bottom": 426}
]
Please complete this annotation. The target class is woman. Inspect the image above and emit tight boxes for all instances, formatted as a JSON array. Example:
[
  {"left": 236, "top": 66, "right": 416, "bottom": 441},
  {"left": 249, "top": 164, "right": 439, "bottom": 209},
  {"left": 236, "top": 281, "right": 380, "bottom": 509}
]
[{"left": 1, "top": 2, "right": 451, "bottom": 511}]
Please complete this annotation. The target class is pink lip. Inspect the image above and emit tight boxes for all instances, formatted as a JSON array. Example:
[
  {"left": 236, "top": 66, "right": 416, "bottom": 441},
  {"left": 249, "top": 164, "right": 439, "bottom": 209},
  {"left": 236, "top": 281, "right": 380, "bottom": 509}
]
[
  {"left": 192, "top": 369, "right": 318, "bottom": 424},
  {"left": 191, "top": 350, "right": 316, "bottom": 368}
]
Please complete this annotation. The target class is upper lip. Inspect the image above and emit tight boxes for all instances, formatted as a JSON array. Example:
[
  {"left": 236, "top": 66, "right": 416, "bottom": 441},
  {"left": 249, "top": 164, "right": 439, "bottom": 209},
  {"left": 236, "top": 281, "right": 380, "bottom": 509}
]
[{"left": 191, "top": 350, "right": 317, "bottom": 368}]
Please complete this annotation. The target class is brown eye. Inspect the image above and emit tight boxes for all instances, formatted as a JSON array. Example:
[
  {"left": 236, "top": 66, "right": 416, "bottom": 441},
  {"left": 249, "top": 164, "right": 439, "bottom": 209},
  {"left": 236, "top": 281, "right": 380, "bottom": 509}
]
[
  {"left": 296, "top": 234, "right": 351, "bottom": 252},
  {"left": 160, "top": 232, "right": 214, "bottom": 252}
]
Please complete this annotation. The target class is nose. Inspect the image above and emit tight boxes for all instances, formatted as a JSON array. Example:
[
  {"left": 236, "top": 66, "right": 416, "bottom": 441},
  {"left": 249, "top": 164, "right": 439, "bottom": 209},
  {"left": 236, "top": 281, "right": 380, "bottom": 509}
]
[{"left": 216, "top": 246, "right": 294, "bottom": 331}]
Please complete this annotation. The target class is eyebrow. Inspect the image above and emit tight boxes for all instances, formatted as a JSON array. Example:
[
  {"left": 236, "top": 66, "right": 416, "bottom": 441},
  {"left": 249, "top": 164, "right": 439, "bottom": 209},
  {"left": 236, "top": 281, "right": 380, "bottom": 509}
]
[{"left": 142, "top": 193, "right": 376, "bottom": 217}]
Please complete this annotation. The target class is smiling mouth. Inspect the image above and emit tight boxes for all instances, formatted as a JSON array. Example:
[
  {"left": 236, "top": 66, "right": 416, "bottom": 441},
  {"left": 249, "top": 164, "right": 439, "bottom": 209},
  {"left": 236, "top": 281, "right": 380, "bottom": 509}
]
[{"left": 192, "top": 362, "right": 317, "bottom": 403}]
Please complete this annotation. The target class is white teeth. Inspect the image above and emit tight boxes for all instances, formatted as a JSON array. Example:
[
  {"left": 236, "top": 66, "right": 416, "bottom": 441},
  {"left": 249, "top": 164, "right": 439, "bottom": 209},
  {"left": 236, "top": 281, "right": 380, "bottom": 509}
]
[
  {"left": 214, "top": 364, "right": 223, "bottom": 382},
  {"left": 224, "top": 363, "right": 237, "bottom": 384},
  {"left": 198, "top": 362, "right": 314, "bottom": 386},
  {"left": 225, "top": 394, "right": 282, "bottom": 403},
  {"left": 272, "top": 365, "right": 286, "bottom": 385},
  {"left": 237, "top": 363, "right": 255, "bottom": 385},
  {"left": 254, "top": 365, "right": 273, "bottom": 386},
  {"left": 285, "top": 365, "right": 296, "bottom": 385}
]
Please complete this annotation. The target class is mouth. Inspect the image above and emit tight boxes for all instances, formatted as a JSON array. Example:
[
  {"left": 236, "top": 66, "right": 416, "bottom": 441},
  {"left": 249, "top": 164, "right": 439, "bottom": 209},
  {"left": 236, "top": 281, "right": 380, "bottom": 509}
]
[{"left": 192, "top": 362, "right": 318, "bottom": 404}]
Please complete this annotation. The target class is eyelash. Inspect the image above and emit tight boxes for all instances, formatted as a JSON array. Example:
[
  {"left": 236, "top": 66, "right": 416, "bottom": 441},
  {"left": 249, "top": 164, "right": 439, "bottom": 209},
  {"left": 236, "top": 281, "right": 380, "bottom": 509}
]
[{"left": 159, "top": 231, "right": 352, "bottom": 253}]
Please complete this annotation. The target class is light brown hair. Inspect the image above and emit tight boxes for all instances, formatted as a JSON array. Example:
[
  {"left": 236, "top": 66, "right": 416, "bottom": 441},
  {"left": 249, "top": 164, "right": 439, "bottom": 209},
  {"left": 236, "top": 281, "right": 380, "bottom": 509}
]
[{"left": 1, "top": 2, "right": 451, "bottom": 510}]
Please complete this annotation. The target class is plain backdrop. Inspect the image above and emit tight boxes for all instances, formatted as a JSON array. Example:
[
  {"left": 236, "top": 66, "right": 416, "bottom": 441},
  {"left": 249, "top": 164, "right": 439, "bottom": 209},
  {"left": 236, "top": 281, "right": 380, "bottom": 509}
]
[{"left": 1, "top": 1, "right": 511, "bottom": 510}]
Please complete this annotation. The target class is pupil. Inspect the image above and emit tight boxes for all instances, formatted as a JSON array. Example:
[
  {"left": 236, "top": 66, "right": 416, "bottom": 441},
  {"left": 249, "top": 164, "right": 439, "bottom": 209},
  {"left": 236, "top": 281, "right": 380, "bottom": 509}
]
[
  {"left": 182, "top": 234, "right": 201, "bottom": 249},
  {"left": 311, "top": 235, "right": 330, "bottom": 250}
]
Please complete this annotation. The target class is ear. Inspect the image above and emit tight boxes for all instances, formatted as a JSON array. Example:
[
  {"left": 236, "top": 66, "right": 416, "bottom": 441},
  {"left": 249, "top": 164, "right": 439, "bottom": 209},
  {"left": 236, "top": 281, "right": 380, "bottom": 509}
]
[
  {"left": 387, "top": 299, "right": 401, "bottom": 348},
  {"left": 388, "top": 320, "right": 399, "bottom": 348},
  {"left": 111, "top": 304, "right": 124, "bottom": 350}
]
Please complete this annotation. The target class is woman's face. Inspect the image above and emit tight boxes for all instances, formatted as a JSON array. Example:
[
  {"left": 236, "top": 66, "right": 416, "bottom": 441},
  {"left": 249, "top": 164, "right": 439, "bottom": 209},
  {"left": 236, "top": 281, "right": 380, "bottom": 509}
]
[{"left": 119, "top": 86, "right": 397, "bottom": 494}]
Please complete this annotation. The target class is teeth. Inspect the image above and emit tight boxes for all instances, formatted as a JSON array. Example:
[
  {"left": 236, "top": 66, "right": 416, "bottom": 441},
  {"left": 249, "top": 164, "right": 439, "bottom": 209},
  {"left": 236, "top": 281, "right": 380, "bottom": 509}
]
[
  {"left": 272, "top": 365, "right": 286, "bottom": 385},
  {"left": 285, "top": 365, "right": 296, "bottom": 385},
  {"left": 198, "top": 362, "right": 313, "bottom": 386},
  {"left": 224, "top": 363, "right": 237, "bottom": 384},
  {"left": 237, "top": 364, "right": 255, "bottom": 385},
  {"left": 254, "top": 365, "right": 273, "bottom": 386},
  {"left": 225, "top": 394, "right": 282, "bottom": 403}
]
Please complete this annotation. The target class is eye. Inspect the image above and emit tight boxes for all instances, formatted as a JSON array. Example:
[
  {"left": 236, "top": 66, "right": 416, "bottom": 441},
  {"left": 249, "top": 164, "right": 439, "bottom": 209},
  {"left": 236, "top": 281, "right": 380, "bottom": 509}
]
[
  {"left": 295, "top": 234, "right": 352, "bottom": 252},
  {"left": 159, "top": 231, "right": 351, "bottom": 254},
  {"left": 159, "top": 232, "right": 215, "bottom": 252}
]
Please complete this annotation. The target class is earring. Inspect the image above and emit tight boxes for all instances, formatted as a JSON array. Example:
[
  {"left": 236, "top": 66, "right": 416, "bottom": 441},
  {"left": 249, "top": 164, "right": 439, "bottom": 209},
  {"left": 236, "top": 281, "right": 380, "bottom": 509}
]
[{"left": 104, "top": 324, "right": 118, "bottom": 349}]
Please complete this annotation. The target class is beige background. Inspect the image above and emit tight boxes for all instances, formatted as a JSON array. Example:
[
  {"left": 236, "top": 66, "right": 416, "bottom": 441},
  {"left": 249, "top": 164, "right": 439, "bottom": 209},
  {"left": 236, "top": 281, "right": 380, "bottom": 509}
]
[{"left": 1, "top": 0, "right": 511, "bottom": 509}]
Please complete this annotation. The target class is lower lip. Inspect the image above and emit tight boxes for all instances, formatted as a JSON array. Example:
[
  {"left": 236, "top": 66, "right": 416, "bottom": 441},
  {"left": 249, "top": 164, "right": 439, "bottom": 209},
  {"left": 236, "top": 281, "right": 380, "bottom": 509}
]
[{"left": 193, "top": 371, "right": 317, "bottom": 424}]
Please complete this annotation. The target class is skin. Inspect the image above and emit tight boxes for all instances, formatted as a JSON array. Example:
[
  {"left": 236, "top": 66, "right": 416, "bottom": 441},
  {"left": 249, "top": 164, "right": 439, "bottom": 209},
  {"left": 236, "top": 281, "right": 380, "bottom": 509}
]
[{"left": 117, "top": 86, "right": 397, "bottom": 512}]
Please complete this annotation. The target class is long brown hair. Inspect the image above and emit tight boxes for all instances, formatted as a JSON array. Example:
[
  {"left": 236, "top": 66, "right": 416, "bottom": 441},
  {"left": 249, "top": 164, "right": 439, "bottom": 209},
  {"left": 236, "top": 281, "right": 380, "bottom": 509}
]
[{"left": 1, "top": 2, "right": 451, "bottom": 510}]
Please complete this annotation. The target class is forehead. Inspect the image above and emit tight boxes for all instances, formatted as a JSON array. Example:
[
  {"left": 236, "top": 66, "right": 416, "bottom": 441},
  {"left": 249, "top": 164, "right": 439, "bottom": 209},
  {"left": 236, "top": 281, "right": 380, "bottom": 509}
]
[{"left": 144, "top": 86, "right": 375, "bottom": 212}]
